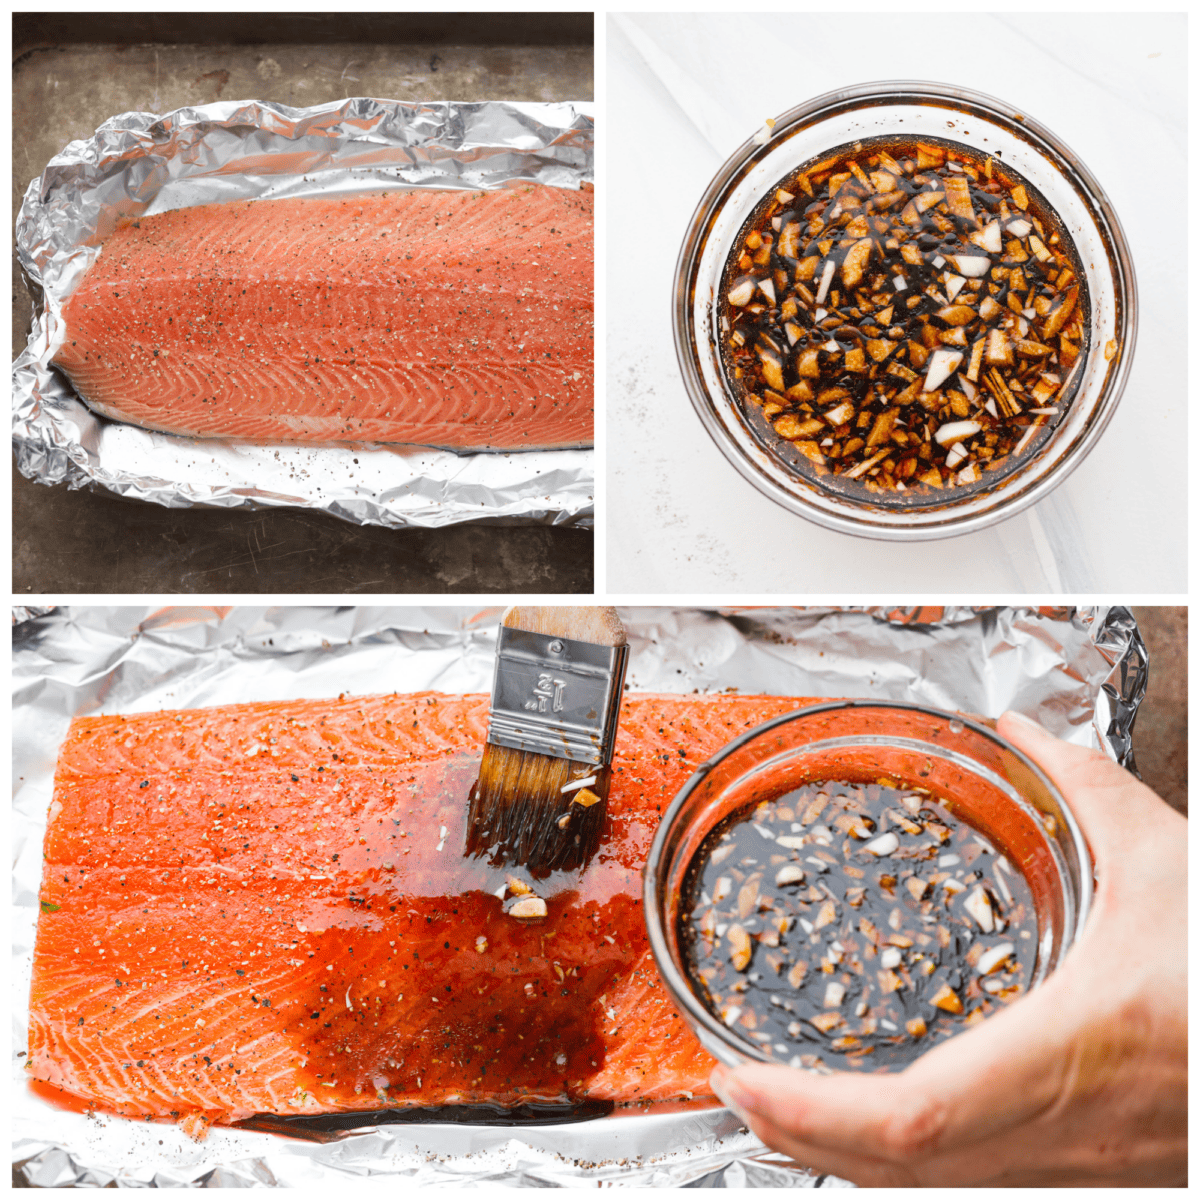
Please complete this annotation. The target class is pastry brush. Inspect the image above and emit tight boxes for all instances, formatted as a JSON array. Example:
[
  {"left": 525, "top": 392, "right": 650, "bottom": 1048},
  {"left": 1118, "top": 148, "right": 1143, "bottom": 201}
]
[{"left": 466, "top": 606, "right": 628, "bottom": 876}]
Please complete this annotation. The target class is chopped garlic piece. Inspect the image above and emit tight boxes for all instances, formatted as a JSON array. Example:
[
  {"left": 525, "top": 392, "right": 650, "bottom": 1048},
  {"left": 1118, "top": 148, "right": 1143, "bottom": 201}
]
[
  {"left": 935, "top": 419, "right": 982, "bottom": 446},
  {"left": 728, "top": 279, "right": 755, "bottom": 306},
  {"left": 963, "top": 885, "right": 995, "bottom": 932},
  {"left": 864, "top": 832, "right": 899, "bottom": 856},
  {"left": 923, "top": 348, "right": 964, "bottom": 392},
  {"left": 949, "top": 253, "right": 990, "bottom": 278},
  {"left": 561, "top": 775, "right": 597, "bottom": 794},
  {"left": 815, "top": 259, "right": 836, "bottom": 305},
  {"left": 976, "top": 942, "right": 1015, "bottom": 975}
]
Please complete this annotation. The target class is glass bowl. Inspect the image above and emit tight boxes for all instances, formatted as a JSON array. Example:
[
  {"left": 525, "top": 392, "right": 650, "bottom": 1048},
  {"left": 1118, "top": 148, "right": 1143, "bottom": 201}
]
[
  {"left": 642, "top": 700, "right": 1093, "bottom": 1070},
  {"left": 672, "top": 80, "right": 1137, "bottom": 541}
]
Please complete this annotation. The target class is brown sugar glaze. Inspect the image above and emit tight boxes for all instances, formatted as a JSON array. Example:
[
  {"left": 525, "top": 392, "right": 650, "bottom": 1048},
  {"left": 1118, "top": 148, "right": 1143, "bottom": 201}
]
[
  {"left": 681, "top": 776, "right": 1037, "bottom": 1071},
  {"left": 30, "top": 691, "right": 827, "bottom": 1129},
  {"left": 720, "top": 133, "right": 1089, "bottom": 506}
]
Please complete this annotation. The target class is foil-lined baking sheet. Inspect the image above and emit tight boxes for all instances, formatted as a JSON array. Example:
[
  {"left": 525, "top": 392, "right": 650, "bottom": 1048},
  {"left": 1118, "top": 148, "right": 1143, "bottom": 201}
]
[
  {"left": 13, "top": 98, "right": 594, "bottom": 529},
  {"left": 12, "top": 605, "right": 1144, "bottom": 1187}
]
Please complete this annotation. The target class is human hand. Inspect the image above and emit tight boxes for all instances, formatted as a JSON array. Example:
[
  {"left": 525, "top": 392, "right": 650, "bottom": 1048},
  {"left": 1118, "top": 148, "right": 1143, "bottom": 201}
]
[{"left": 709, "top": 711, "right": 1187, "bottom": 1186}]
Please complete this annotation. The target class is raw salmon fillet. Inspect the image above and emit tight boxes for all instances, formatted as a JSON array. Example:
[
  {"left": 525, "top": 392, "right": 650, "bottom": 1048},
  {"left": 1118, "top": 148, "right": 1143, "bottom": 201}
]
[
  {"left": 29, "top": 691, "right": 817, "bottom": 1131},
  {"left": 52, "top": 186, "right": 593, "bottom": 450}
]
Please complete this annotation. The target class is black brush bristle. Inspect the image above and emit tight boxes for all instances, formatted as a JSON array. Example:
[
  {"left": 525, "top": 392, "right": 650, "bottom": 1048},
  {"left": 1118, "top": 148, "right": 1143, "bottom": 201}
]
[
  {"left": 466, "top": 745, "right": 609, "bottom": 877},
  {"left": 468, "top": 606, "right": 626, "bottom": 876}
]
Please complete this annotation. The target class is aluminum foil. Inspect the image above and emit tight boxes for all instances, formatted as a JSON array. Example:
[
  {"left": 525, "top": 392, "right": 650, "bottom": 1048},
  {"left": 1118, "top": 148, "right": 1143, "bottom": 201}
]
[
  {"left": 12, "top": 605, "right": 1145, "bottom": 1187},
  {"left": 13, "top": 98, "right": 594, "bottom": 529}
]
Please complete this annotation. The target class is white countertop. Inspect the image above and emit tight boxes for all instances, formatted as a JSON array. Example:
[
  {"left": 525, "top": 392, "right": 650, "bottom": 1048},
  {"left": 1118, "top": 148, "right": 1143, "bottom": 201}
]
[{"left": 605, "top": 13, "right": 1184, "bottom": 594}]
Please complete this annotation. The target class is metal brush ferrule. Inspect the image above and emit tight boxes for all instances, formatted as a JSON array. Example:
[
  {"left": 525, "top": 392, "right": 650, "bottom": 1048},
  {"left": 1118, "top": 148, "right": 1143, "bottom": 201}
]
[{"left": 487, "top": 628, "right": 630, "bottom": 765}]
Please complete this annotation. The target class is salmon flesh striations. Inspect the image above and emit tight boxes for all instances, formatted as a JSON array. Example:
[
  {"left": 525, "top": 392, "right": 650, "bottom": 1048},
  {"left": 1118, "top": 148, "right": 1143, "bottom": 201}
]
[
  {"left": 29, "top": 691, "right": 815, "bottom": 1131},
  {"left": 52, "top": 187, "right": 593, "bottom": 450}
]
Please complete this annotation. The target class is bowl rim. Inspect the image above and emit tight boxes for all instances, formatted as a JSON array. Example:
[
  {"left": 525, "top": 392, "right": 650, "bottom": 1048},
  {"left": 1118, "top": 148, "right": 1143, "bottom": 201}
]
[
  {"left": 671, "top": 78, "right": 1139, "bottom": 542},
  {"left": 641, "top": 697, "right": 1094, "bottom": 1065}
]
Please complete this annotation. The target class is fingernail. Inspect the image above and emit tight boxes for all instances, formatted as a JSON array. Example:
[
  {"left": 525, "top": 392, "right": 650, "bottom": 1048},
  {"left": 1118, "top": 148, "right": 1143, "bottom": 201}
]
[{"left": 709, "top": 1065, "right": 755, "bottom": 1124}]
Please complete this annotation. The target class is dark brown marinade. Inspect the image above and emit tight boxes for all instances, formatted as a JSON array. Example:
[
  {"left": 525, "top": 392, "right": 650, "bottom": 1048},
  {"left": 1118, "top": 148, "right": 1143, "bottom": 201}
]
[
  {"left": 719, "top": 135, "right": 1089, "bottom": 506},
  {"left": 680, "top": 779, "right": 1037, "bottom": 1072}
]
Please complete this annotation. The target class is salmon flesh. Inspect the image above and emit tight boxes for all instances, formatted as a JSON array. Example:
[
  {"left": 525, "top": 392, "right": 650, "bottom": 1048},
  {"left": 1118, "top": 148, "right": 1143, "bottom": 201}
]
[
  {"left": 52, "top": 187, "right": 593, "bottom": 450},
  {"left": 29, "top": 691, "right": 814, "bottom": 1130}
]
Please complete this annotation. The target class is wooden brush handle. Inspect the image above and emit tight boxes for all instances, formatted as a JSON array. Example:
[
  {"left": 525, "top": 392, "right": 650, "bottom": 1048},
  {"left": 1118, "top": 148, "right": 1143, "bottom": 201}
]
[{"left": 501, "top": 606, "right": 626, "bottom": 646}]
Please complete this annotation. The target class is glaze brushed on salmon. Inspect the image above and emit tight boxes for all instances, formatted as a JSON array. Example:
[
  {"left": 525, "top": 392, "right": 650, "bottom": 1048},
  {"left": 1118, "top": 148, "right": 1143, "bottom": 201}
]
[
  {"left": 52, "top": 187, "right": 593, "bottom": 450},
  {"left": 29, "top": 691, "right": 817, "bottom": 1130}
]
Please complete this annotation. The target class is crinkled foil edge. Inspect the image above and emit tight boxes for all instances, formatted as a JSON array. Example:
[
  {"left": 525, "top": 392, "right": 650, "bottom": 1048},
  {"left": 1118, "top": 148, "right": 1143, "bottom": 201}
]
[{"left": 13, "top": 97, "right": 595, "bottom": 529}]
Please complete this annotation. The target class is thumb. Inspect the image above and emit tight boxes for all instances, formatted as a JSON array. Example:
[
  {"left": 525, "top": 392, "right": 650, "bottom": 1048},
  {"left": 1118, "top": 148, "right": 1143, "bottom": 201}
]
[
  {"left": 996, "top": 711, "right": 1180, "bottom": 865},
  {"left": 998, "top": 710, "right": 1185, "bottom": 999}
]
